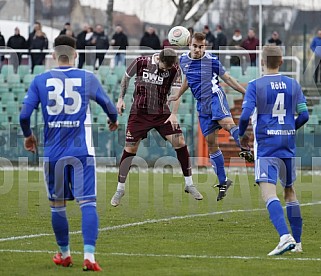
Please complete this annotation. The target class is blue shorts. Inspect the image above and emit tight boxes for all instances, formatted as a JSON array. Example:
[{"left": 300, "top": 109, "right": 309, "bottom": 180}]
[
  {"left": 255, "top": 157, "right": 296, "bottom": 187},
  {"left": 198, "top": 89, "right": 231, "bottom": 137},
  {"left": 44, "top": 156, "right": 97, "bottom": 201}
]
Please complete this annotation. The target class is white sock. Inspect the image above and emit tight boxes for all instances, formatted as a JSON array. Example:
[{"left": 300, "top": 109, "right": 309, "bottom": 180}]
[
  {"left": 184, "top": 176, "right": 193, "bottom": 186},
  {"left": 117, "top": 182, "right": 125, "bottom": 191},
  {"left": 84, "top": 252, "right": 95, "bottom": 263},
  {"left": 61, "top": 250, "right": 70, "bottom": 259}
]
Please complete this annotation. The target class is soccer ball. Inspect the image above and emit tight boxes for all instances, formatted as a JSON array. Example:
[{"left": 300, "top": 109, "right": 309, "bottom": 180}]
[{"left": 167, "top": 26, "right": 190, "bottom": 47}]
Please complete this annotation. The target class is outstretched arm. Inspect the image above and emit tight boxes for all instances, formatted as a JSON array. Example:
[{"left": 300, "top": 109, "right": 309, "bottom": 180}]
[
  {"left": 220, "top": 72, "right": 246, "bottom": 94},
  {"left": 167, "top": 77, "right": 189, "bottom": 103}
]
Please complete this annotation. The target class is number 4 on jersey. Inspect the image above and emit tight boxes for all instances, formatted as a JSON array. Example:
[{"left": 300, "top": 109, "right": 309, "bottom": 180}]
[{"left": 272, "top": 93, "right": 286, "bottom": 124}]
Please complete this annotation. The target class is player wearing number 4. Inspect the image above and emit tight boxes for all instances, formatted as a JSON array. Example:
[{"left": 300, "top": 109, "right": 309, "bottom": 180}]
[
  {"left": 168, "top": 32, "right": 254, "bottom": 201},
  {"left": 238, "top": 46, "right": 309, "bottom": 255},
  {"left": 20, "top": 35, "right": 119, "bottom": 271}
]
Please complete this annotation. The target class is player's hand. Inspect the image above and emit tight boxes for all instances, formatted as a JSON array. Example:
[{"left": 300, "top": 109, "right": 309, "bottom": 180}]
[
  {"left": 164, "top": 114, "right": 179, "bottom": 131},
  {"left": 24, "top": 134, "right": 37, "bottom": 153},
  {"left": 239, "top": 134, "right": 250, "bottom": 149},
  {"left": 167, "top": 94, "right": 179, "bottom": 105},
  {"left": 108, "top": 120, "right": 119, "bottom": 131},
  {"left": 116, "top": 98, "right": 126, "bottom": 115}
]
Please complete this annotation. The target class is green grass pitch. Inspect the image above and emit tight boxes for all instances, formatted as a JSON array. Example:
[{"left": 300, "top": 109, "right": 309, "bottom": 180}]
[{"left": 0, "top": 170, "right": 321, "bottom": 275}]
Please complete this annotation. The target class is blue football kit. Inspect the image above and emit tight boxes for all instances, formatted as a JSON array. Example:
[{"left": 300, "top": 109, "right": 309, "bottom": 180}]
[
  {"left": 20, "top": 66, "right": 117, "bottom": 201},
  {"left": 180, "top": 52, "right": 230, "bottom": 136},
  {"left": 240, "top": 74, "right": 308, "bottom": 185}
]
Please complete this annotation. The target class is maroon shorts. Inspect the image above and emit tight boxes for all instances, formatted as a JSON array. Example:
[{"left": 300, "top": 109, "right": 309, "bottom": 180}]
[{"left": 125, "top": 113, "right": 182, "bottom": 143}]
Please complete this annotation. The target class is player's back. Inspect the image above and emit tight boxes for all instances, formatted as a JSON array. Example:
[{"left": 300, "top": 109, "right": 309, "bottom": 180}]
[
  {"left": 248, "top": 74, "right": 305, "bottom": 158},
  {"left": 29, "top": 67, "right": 100, "bottom": 160}
]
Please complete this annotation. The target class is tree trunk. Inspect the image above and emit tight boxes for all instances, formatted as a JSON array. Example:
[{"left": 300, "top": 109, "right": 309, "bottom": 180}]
[{"left": 106, "top": 0, "right": 114, "bottom": 37}]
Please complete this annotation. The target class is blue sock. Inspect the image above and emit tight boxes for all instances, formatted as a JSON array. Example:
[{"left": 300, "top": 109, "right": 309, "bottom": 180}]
[
  {"left": 286, "top": 201, "right": 302, "bottom": 243},
  {"left": 51, "top": 206, "right": 69, "bottom": 248},
  {"left": 230, "top": 126, "right": 241, "bottom": 148},
  {"left": 209, "top": 150, "right": 226, "bottom": 185},
  {"left": 266, "top": 198, "right": 289, "bottom": 237},
  {"left": 80, "top": 201, "right": 98, "bottom": 247}
]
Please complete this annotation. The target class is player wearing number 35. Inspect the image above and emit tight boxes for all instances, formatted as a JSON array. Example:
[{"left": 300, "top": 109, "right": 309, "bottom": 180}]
[
  {"left": 238, "top": 46, "right": 309, "bottom": 256},
  {"left": 19, "top": 35, "right": 118, "bottom": 271}
]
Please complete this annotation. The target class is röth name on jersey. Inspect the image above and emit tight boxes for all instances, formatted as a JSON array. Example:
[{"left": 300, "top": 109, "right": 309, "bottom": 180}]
[
  {"left": 270, "top": 81, "right": 287, "bottom": 90},
  {"left": 142, "top": 72, "right": 164, "bottom": 85}
]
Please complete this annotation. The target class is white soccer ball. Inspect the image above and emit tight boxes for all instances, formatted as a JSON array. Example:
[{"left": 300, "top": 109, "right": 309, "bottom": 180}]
[{"left": 168, "top": 26, "right": 190, "bottom": 47}]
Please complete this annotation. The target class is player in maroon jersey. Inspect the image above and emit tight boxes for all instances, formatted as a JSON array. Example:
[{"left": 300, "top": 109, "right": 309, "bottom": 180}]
[{"left": 111, "top": 48, "right": 203, "bottom": 206}]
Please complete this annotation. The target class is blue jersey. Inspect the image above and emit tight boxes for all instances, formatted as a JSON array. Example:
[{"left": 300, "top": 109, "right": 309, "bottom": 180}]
[
  {"left": 180, "top": 52, "right": 226, "bottom": 114},
  {"left": 242, "top": 74, "right": 306, "bottom": 158},
  {"left": 21, "top": 66, "right": 117, "bottom": 160}
]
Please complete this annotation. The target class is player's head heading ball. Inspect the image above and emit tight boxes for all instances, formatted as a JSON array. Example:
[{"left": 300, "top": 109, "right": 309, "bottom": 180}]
[
  {"left": 262, "top": 46, "right": 283, "bottom": 69},
  {"left": 158, "top": 48, "right": 177, "bottom": 69},
  {"left": 53, "top": 35, "right": 77, "bottom": 64}
]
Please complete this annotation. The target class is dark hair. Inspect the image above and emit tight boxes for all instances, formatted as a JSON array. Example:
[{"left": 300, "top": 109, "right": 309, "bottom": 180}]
[
  {"left": 159, "top": 48, "right": 177, "bottom": 67},
  {"left": 54, "top": 35, "right": 76, "bottom": 63},
  {"left": 262, "top": 46, "right": 283, "bottom": 69},
  {"left": 192, "top": 32, "right": 206, "bottom": 41},
  {"left": 54, "top": 35, "right": 76, "bottom": 48}
]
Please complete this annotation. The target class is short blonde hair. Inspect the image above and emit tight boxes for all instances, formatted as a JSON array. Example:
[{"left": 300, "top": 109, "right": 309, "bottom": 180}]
[{"left": 262, "top": 46, "right": 283, "bottom": 69}]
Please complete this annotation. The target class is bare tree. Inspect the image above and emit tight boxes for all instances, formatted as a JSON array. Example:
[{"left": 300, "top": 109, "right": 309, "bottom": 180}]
[
  {"left": 171, "top": 0, "right": 216, "bottom": 27},
  {"left": 106, "top": 0, "right": 114, "bottom": 37}
]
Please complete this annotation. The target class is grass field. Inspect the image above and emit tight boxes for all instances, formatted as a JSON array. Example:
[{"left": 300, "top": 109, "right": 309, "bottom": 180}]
[{"left": 1, "top": 169, "right": 321, "bottom": 275}]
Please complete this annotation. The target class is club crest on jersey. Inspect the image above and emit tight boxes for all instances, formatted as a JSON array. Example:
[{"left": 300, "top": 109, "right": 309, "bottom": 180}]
[
  {"left": 160, "top": 71, "right": 170, "bottom": 78},
  {"left": 142, "top": 71, "right": 164, "bottom": 85}
]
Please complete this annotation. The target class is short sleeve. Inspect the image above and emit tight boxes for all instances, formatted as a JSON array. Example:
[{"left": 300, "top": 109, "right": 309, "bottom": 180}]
[
  {"left": 212, "top": 58, "right": 226, "bottom": 77},
  {"left": 126, "top": 58, "right": 139, "bottom": 78}
]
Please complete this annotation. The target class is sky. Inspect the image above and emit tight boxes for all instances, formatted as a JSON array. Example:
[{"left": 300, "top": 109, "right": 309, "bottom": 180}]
[{"left": 80, "top": 0, "right": 177, "bottom": 25}]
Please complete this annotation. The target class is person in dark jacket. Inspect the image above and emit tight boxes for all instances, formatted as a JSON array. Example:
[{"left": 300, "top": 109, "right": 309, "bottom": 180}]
[
  {"left": 310, "top": 29, "right": 321, "bottom": 84},
  {"left": 76, "top": 23, "right": 89, "bottom": 68},
  {"left": 92, "top": 24, "right": 109, "bottom": 68},
  {"left": 28, "top": 22, "right": 48, "bottom": 73},
  {"left": 202, "top": 25, "right": 215, "bottom": 49},
  {"left": 59, "top": 22, "right": 75, "bottom": 37},
  {"left": 228, "top": 29, "right": 243, "bottom": 67},
  {"left": 214, "top": 24, "right": 227, "bottom": 50},
  {"left": 241, "top": 28, "right": 260, "bottom": 67},
  {"left": 140, "top": 27, "right": 161, "bottom": 50},
  {"left": 7, "top": 27, "right": 27, "bottom": 72},
  {"left": 0, "top": 30, "right": 5, "bottom": 70},
  {"left": 111, "top": 25, "right": 128, "bottom": 66},
  {"left": 267, "top": 31, "right": 282, "bottom": 46}
]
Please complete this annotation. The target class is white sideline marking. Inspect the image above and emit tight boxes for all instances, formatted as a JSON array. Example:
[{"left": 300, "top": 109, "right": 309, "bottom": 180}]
[
  {"left": 1, "top": 201, "right": 321, "bottom": 243},
  {"left": 0, "top": 249, "right": 320, "bottom": 262}
]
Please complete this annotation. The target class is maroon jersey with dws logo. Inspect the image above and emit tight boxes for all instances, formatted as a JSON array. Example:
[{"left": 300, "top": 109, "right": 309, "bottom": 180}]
[{"left": 126, "top": 54, "right": 181, "bottom": 114}]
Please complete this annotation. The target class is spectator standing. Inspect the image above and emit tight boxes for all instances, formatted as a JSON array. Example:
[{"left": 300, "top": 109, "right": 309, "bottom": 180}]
[
  {"left": 76, "top": 23, "right": 89, "bottom": 69},
  {"left": 84, "top": 26, "right": 96, "bottom": 67},
  {"left": 140, "top": 27, "right": 161, "bottom": 50},
  {"left": 7, "top": 27, "right": 27, "bottom": 72},
  {"left": 214, "top": 24, "right": 227, "bottom": 50},
  {"left": 228, "top": 29, "right": 243, "bottom": 67},
  {"left": 0, "top": 30, "right": 5, "bottom": 70},
  {"left": 202, "top": 25, "right": 215, "bottom": 49},
  {"left": 111, "top": 25, "right": 128, "bottom": 66},
  {"left": 28, "top": 22, "right": 48, "bottom": 72},
  {"left": 59, "top": 22, "right": 75, "bottom": 37},
  {"left": 92, "top": 24, "right": 109, "bottom": 68},
  {"left": 241, "top": 28, "right": 260, "bottom": 67},
  {"left": 267, "top": 31, "right": 282, "bottom": 46},
  {"left": 310, "top": 29, "right": 321, "bottom": 84}
]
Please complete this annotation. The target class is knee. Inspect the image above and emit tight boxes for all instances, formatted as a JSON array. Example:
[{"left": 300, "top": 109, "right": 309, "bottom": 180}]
[{"left": 284, "top": 186, "right": 297, "bottom": 202}]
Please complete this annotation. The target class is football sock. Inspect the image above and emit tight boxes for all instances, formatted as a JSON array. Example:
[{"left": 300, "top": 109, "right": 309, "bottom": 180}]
[
  {"left": 117, "top": 182, "right": 126, "bottom": 191},
  {"left": 51, "top": 206, "right": 69, "bottom": 251},
  {"left": 59, "top": 245, "right": 71, "bottom": 259},
  {"left": 118, "top": 150, "right": 136, "bottom": 183},
  {"left": 184, "top": 176, "right": 193, "bottom": 186},
  {"left": 80, "top": 201, "right": 98, "bottom": 261},
  {"left": 209, "top": 150, "right": 227, "bottom": 185},
  {"left": 229, "top": 126, "right": 241, "bottom": 148},
  {"left": 286, "top": 201, "right": 302, "bottom": 243},
  {"left": 266, "top": 197, "right": 289, "bottom": 237},
  {"left": 84, "top": 245, "right": 95, "bottom": 263},
  {"left": 175, "top": 145, "right": 192, "bottom": 176}
]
